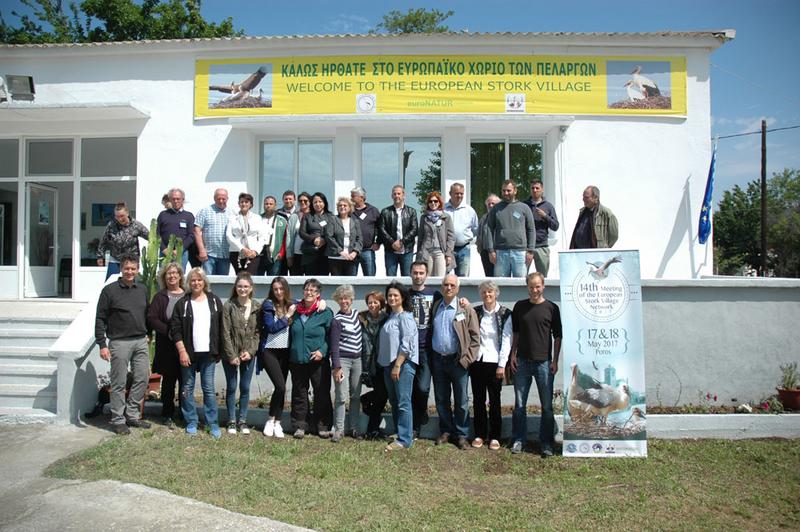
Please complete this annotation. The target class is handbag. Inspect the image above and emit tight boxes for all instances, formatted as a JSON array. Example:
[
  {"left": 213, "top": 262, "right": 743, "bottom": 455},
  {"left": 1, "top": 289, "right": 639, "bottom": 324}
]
[{"left": 264, "top": 326, "right": 289, "bottom": 349}]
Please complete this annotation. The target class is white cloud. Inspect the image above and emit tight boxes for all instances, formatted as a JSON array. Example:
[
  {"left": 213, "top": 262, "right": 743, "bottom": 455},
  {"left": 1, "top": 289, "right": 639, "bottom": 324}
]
[{"left": 323, "top": 14, "right": 371, "bottom": 34}]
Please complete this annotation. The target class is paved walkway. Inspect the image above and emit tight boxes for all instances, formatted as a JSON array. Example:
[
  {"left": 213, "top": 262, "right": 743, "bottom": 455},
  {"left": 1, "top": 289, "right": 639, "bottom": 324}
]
[{"left": 0, "top": 424, "right": 304, "bottom": 531}]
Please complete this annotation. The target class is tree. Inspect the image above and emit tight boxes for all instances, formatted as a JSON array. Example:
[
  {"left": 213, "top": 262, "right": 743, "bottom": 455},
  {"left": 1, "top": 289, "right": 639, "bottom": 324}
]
[
  {"left": 371, "top": 8, "right": 453, "bottom": 34},
  {"left": 714, "top": 168, "right": 800, "bottom": 277},
  {"left": 0, "top": 0, "right": 241, "bottom": 44}
]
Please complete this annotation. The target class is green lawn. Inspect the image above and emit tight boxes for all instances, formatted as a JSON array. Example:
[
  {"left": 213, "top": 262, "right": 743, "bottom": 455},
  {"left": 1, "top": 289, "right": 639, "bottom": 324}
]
[{"left": 47, "top": 426, "right": 800, "bottom": 531}]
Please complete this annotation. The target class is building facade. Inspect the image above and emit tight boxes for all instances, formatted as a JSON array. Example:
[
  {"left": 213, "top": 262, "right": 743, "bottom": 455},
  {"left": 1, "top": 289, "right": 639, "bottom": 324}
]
[{"left": 0, "top": 30, "right": 732, "bottom": 300}]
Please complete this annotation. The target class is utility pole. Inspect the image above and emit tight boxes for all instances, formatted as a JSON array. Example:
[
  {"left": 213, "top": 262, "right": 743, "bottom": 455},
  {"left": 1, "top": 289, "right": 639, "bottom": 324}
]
[{"left": 760, "top": 119, "right": 767, "bottom": 276}]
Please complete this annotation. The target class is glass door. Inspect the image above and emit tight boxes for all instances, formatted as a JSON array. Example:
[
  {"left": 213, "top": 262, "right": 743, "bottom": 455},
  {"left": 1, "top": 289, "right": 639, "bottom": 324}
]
[
  {"left": 24, "top": 182, "right": 58, "bottom": 297},
  {"left": 469, "top": 140, "right": 543, "bottom": 217}
]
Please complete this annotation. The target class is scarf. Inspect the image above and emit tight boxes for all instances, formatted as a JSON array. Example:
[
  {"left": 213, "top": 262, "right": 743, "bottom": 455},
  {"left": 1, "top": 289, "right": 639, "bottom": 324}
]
[
  {"left": 425, "top": 209, "right": 443, "bottom": 224},
  {"left": 296, "top": 297, "right": 319, "bottom": 316}
]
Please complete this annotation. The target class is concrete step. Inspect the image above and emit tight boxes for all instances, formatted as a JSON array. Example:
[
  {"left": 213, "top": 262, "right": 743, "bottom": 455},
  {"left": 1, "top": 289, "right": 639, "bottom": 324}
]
[
  {"left": 0, "top": 317, "right": 73, "bottom": 330},
  {"left": 0, "top": 364, "right": 57, "bottom": 386},
  {"left": 0, "top": 347, "right": 53, "bottom": 364},
  {"left": 0, "top": 330, "right": 62, "bottom": 349},
  {"left": 0, "top": 384, "right": 57, "bottom": 409},
  {"left": 0, "top": 407, "right": 57, "bottom": 425}
]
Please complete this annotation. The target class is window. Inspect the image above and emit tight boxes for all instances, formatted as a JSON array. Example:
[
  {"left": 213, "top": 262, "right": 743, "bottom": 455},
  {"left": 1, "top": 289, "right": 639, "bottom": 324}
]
[
  {"left": 26, "top": 139, "right": 73, "bottom": 176},
  {"left": 259, "top": 140, "right": 333, "bottom": 204},
  {"left": 361, "top": 137, "right": 440, "bottom": 215},
  {"left": 0, "top": 140, "right": 18, "bottom": 178},
  {"left": 470, "top": 139, "right": 542, "bottom": 217},
  {"left": 0, "top": 182, "right": 18, "bottom": 265},
  {"left": 81, "top": 137, "right": 137, "bottom": 177}
]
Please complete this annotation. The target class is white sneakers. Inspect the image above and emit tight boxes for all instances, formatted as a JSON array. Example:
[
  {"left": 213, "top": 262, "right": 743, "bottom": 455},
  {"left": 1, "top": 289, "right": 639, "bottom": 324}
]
[{"left": 263, "top": 419, "right": 285, "bottom": 438}]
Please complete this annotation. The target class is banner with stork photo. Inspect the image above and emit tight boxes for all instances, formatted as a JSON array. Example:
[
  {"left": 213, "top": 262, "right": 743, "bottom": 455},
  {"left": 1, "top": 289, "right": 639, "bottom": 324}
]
[{"left": 559, "top": 250, "right": 647, "bottom": 458}]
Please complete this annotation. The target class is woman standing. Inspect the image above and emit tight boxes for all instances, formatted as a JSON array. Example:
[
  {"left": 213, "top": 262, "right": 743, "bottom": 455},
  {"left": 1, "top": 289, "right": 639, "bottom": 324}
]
[
  {"left": 97, "top": 202, "right": 149, "bottom": 280},
  {"left": 330, "top": 284, "right": 363, "bottom": 441},
  {"left": 171, "top": 268, "right": 224, "bottom": 438},
  {"left": 147, "top": 262, "right": 184, "bottom": 427},
  {"left": 260, "top": 276, "right": 296, "bottom": 438},
  {"left": 325, "top": 197, "right": 363, "bottom": 276},
  {"left": 289, "top": 278, "right": 334, "bottom": 439},
  {"left": 359, "top": 291, "right": 389, "bottom": 439},
  {"left": 285, "top": 192, "right": 311, "bottom": 276},
  {"left": 226, "top": 192, "right": 265, "bottom": 275},
  {"left": 221, "top": 272, "right": 262, "bottom": 435},
  {"left": 470, "top": 281, "right": 512, "bottom": 451},
  {"left": 299, "top": 192, "right": 335, "bottom": 276},
  {"left": 379, "top": 281, "right": 418, "bottom": 451},
  {"left": 416, "top": 191, "right": 454, "bottom": 277}
]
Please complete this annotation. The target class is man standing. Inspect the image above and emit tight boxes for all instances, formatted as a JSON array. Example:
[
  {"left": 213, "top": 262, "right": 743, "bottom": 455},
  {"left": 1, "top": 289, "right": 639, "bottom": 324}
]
[
  {"left": 259, "top": 195, "right": 288, "bottom": 276},
  {"left": 445, "top": 182, "right": 479, "bottom": 277},
  {"left": 378, "top": 185, "right": 418, "bottom": 276},
  {"left": 277, "top": 190, "right": 297, "bottom": 219},
  {"left": 157, "top": 187, "right": 195, "bottom": 268},
  {"left": 351, "top": 186, "right": 381, "bottom": 277},
  {"left": 523, "top": 179, "right": 559, "bottom": 277},
  {"left": 94, "top": 257, "right": 151, "bottom": 435},
  {"left": 409, "top": 260, "right": 442, "bottom": 438},
  {"left": 569, "top": 185, "right": 618, "bottom": 249},
  {"left": 486, "top": 180, "right": 535, "bottom": 277},
  {"left": 510, "top": 272, "right": 562, "bottom": 457},
  {"left": 193, "top": 188, "right": 230, "bottom": 276},
  {"left": 428, "top": 274, "right": 479, "bottom": 450},
  {"left": 477, "top": 193, "right": 500, "bottom": 277}
]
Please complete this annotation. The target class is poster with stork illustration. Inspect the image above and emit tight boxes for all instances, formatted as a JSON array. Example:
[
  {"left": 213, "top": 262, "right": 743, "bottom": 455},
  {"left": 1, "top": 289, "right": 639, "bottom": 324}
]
[{"left": 559, "top": 249, "right": 647, "bottom": 457}]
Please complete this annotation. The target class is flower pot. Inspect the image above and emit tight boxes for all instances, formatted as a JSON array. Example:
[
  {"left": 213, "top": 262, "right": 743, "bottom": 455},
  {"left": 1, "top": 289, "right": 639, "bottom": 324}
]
[
  {"left": 148, "top": 373, "right": 162, "bottom": 397},
  {"left": 777, "top": 388, "right": 800, "bottom": 411}
]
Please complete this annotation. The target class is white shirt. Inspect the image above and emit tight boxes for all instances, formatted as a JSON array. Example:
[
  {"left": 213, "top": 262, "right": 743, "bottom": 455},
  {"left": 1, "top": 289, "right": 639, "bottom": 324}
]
[
  {"left": 394, "top": 205, "right": 405, "bottom": 254},
  {"left": 478, "top": 304, "right": 512, "bottom": 367},
  {"left": 190, "top": 299, "right": 211, "bottom": 353},
  {"left": 445, "top": 201, "right": 479, "bottom": 247}
]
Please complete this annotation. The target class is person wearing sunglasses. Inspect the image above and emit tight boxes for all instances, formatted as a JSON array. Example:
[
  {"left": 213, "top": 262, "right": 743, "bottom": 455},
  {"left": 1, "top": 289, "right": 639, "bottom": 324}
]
[{"left": 416, "top": 191, "right": 454, "bottom": 277}]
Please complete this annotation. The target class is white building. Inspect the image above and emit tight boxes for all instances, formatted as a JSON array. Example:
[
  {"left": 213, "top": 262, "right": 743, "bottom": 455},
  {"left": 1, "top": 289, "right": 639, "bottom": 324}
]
[{"left": 0, "top": 30, "right": 733, "bottom": 300}]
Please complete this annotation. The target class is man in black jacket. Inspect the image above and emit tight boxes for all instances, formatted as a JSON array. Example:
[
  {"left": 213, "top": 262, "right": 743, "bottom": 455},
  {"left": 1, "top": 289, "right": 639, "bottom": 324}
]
[
  {"left": 378, "top": 185, "right": 418, "bottom": 276},
  {"left": 94, "top": 256, "right": 151, "bottom": 435}
]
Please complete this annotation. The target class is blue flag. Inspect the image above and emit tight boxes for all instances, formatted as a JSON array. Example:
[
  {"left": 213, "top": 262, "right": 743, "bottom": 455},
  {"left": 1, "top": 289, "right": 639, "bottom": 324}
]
[{"left": 698, "top": 142, "right": 717, "bottom": 244}]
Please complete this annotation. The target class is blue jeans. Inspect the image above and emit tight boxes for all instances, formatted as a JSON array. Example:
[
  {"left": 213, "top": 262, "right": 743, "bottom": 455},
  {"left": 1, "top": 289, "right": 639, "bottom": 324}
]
[
  {"left": 104, "top": 261, "right": 121, "bottom": 280},
  {"left": 180, "top": 356, "right": 219, "bottom": 429},
  {"left": 383, "top": 360, "right": 416, "bottom": 448},
  {"left": 412, "top": 349, "right": 431, "bottom": 432},
  {"left": 453, "top": 245, "right": 471, "bottom": 276},
  {"left": 385, "top": 251, "right": 413, "bottom": 277},
  {"left": 430, "top": 353, "right": 470, "bottom": 438},
  {"left": 202, "top": 256, "right": 231, "bottom": 276},
  {"left": 222, "top": 357, "right": 256, "bottom": 424},
  {"left": 512, "top": 358, "right": 555, "bottom": 449},
  {"left": 358, "top": 249, "right": 376, "bottom": 277},
  {"left": 495, "top": 249, "right": 527, "bottom": 277}
]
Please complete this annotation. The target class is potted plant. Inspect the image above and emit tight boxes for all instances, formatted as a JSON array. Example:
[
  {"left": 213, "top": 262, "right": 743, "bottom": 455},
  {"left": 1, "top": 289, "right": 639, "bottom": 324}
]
[{"left": 776, "top": 362, "right": 800, "bottom": 410}]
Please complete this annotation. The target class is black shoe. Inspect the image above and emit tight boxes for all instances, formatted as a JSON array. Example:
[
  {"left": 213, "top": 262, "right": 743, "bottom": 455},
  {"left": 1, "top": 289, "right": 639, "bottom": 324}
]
[
  {"left": 435, "top": 432, "right": 450, "bottom": 446},
  {"left": 126, "top": 418, "right": 152, "bottom": 429},
  {"left": 456, "top": 437, "right": 470, "bottom": 450},
  {"left": 112, "top": 423, "right": 130, "bottom": 435},
  {"left": 162, "top": 417, "right": 175, "bottom": 429}
]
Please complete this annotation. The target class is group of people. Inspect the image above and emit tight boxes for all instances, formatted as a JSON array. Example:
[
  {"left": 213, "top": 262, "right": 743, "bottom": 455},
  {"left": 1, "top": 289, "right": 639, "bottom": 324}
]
[
  {"left": 95, "top": 254, "right": 562, "bottom": 456},
  {"left": 95, "top": 181, "right": 618, "bottom": 282}
]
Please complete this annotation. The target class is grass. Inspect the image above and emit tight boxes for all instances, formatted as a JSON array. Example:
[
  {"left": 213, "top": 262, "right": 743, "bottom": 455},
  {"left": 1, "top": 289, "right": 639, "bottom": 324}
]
[{"left": 46, "top": 425, "right": 800, "bottom": 531}]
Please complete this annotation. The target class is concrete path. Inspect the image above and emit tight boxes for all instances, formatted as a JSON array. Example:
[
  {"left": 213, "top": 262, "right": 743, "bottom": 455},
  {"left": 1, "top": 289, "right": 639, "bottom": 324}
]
[{"left": 0, "top": 424, "right": 304, "bottom": 531}]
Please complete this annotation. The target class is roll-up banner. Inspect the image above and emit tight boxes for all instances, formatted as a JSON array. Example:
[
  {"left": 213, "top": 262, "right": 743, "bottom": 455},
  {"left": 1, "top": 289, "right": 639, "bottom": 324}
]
[
  {"left": 559, "top": 250, "right": 647, "bottom": 458},
  {"left": 194, "top": 55, "right": 686, "bottom": 118}
]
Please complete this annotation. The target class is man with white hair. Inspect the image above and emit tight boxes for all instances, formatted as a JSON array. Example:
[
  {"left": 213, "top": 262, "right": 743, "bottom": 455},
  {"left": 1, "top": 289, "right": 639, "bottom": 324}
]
[
  {"left": 351, "top": 186, "right": 381, "bottom": 277},
  {"left": 194, "top": 188, "right": 230, "bottom": 275},
  {"left": 445, "top": 182, "right": 478, "bottom": 277},
  {"left": 427, "top": 274, "right": 479, "bottom": 450},
  {"left": 156, "top": 187, "right": 195, "bottom": 268}
]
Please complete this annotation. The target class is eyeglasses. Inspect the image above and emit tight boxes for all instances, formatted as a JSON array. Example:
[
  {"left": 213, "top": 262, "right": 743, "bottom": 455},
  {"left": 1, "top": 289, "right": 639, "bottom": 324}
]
[
  {"left": 428, "top": 199, "right": 440, "bottom": 204},
  {"left": 337, "top": 205, "right": 349, "bottom": 209},
  {"left": 299, "top": 199, "right": 310, "bottom": 204}
]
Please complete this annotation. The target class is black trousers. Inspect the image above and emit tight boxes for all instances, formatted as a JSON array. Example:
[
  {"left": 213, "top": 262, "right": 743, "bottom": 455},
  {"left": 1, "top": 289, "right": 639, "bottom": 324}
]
[
  {"left": 301, "top": 251, "right": 329, "bottom": 276},
  {"left": 230, "top": 252, "right": 260, "bottom": 275},
  {"left": 480, "top": 250, "right": 495, "bottom": 277},
  {"left": 469, "top": 360, "right": 503, "bottom": 441},
  {"left": 290, "top": 358, "right": 333, "bottom": 432},
  {"left": 363, "top": 365, "right": 389, "bottom": 433},
  {"left": 262, "top": 348, "right": 290, "bottom": 418},
  {"left": 328, "top": 258, "right": 358, "bottom": 276},
  {"left": 160, "top": 372, "right": 184, "bottom": 418}
]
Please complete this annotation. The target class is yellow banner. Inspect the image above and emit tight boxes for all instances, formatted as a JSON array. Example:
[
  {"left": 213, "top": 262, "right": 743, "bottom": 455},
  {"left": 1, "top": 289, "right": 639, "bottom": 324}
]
[{"left": 194, "top": 55, "right": 686, "bottom": 118}]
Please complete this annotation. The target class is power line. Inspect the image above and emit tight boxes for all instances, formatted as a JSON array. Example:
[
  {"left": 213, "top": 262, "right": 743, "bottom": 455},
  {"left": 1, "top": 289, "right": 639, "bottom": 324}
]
[{"left": 716, "top": 125, "right": 800, "bottom": 140}]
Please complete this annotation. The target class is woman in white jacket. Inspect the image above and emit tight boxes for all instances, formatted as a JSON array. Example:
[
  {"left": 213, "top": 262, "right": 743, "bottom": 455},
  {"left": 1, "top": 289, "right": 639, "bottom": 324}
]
[{"left": 226, "top": 192, "right": 266, "bottom": 275}]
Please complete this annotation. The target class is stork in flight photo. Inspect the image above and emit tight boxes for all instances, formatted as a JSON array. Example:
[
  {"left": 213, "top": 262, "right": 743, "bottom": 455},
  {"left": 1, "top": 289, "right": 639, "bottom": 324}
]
[
  {"left": 586, "top": 255, "right": 622, "bottom": 280},
  {"left": 208, "top": 64, "right": 272, "bottom": 109}
]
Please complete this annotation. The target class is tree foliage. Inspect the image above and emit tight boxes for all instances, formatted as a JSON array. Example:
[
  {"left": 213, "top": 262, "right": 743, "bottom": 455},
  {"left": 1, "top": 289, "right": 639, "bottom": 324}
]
[
  {"left": 0, "top": 0, "right": 241, "bottom": 44},
  {"left": 714, "top": 168, "right": 800, "bottom": 277},
  {"left": 371, "top": 8, "right": 453, "bottom": 34}
]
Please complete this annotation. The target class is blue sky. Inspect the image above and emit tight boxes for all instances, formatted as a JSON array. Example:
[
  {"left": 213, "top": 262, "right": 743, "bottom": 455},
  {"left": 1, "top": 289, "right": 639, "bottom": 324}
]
[{"left": 5, "top": 0, "right": 798, "bottom": 205}]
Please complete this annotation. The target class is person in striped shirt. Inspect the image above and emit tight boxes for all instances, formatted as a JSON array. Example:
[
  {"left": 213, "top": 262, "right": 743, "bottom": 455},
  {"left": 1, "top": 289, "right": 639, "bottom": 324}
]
[{"left": 329, "top": 284, "right": 364, "bottom": 442}]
